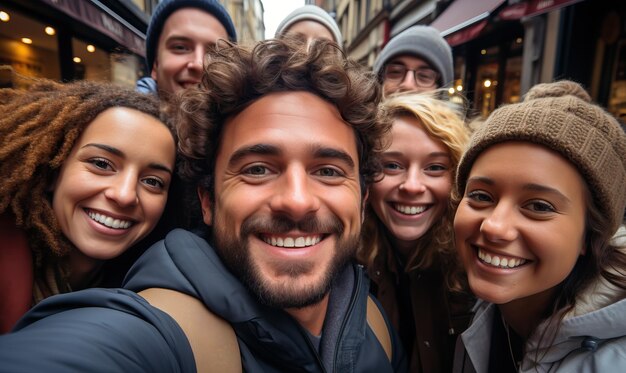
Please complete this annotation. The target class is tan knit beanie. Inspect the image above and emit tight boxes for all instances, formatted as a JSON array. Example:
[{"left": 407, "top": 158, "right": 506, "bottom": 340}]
[{"left": 456, "top": 80, "right": 626, "bottom": 234}]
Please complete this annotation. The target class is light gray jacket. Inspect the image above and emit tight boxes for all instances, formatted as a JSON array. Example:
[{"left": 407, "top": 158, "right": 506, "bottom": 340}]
[{"left": 453, "top": 276, "right": 626, "bottom": 372}]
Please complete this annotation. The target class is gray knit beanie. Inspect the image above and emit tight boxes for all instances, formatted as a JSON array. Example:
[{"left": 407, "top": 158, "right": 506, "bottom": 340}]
[
  {"left": 145, "top": 0, "right": 237, "bottom": 69},
  {"left": 456, "top": 80, "right": 626, "bottom": 234},
  {"left": 275, "top": 5, "right": 343, "bottom": 48},
  {"left": 374, "top": 25, "right": 453, "bottom": 87}
]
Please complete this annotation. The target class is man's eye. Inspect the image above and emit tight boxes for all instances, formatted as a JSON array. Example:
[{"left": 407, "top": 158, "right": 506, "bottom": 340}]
[
  {"left": 315, "top": 167, "right": 342, "bottom": 177},
  {"left": 243, "top": 165, "right": 268, "bottom": 176},
  {"left": 170, "top": 44, "right": 190, "bottom": 52}
]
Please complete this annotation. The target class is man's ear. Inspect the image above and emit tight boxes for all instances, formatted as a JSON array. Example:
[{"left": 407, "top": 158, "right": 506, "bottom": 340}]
[
  {"left": 150, "top": 61, "right": 158, "bottom": 81},
  {"left": 197, "top": 186, "right": 213, "bottom": 226},
  {"left": 361, "top": 188, "right": 369, "bottom": 224}
]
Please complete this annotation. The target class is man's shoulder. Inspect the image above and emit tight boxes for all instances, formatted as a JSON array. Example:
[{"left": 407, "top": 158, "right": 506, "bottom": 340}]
[
  {"left": 124, "top": 229, "right": 213, "bottom": 293},
  {"left": 1, "top": 288, "right": 195, "bottom": 372}
]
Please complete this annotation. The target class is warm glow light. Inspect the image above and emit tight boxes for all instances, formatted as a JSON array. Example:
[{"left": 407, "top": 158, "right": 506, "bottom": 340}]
[
  {"left": 516, "top": 37, "right": 523, "bottom": 44},
  {"left": 21, "top": 38, "right": 32, "bottom": 44},
  {"left": 448, "top": 87, "right": 455, "bottom": 94},
  {"left": 45, "top": 26, "right": 56, "bottom": 36},
  {"left": 73, "top": 57, "right": 82, "bottom": 63},
  {"left": 456, "top": 85, "right": 463, "bottom": 92},
  {"left": 484, "top": 79, "right": 492, "bottom": 88},
  {"left": 481, "top": 49, "right": 486, "bottom": 55},
  {"left": 86, "top": 44, "right": 95, "bottom": 53},
  {"left": 0, "top": 11, "right": 9, "bottom": 22}
]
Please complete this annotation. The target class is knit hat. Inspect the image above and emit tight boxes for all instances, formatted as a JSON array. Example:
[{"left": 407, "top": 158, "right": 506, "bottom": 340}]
[
  {"left": 145, "top": 0, "right": 237, "bottom": 69},
  {"left": 373, "top": 25, "right": 453, "bottom": 88},
  {"left": 275, "top": 5, "right": 343, "bottom": 48},
  {"left": 456, "top": 81, "right": 626, "bottom": 234}
]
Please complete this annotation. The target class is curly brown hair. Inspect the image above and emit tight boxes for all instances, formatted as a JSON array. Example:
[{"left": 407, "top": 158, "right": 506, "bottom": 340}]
[
  {"left": 171, "top": 37, "right": 390, "bottom": 199},
  {"left": 0, "top": 78, "right": 173, "bottom": 283}
]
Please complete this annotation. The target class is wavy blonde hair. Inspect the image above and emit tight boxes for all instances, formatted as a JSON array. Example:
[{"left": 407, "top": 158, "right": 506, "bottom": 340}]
[{"left": 359, "top": 91, "right": 470, "bottom": 290}]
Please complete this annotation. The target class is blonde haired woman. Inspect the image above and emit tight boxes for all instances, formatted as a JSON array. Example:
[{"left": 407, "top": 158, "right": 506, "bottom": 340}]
[{"left": 359, "top": 92, "right": 474, "bottom": 373}]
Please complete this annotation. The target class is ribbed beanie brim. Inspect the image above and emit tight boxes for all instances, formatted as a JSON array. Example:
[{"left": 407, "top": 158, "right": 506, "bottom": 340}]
[
  {"left": 373, "top": 25, "right": 453, "bottom": 87},
  {"left": 145, "top": 0, "right": 237, "bottom": 69},
  {"left": 457, "top": 81, "right": 626, "bottom": 234},
  {"left": 274, "top": 5, "right": 343, "bottom": 48}
]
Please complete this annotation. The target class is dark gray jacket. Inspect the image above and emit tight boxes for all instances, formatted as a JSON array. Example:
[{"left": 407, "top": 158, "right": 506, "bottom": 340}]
[{"left": 0, "top": 229, "right": 406, "bottom": 372}]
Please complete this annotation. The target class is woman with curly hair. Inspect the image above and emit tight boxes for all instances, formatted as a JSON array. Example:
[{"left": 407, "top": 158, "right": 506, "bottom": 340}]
[
  {"left": 358, "top": 92, "right": 474, "bottom": 373},
  {"left": 0, "top": 78, "right": 178, "bottom": 333},
  {"left": 453, "top": 80, "right": 626, "bottom": 372}
]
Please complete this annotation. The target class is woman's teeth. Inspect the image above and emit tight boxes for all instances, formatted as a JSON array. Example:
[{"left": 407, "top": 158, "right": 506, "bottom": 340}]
[
  {"left": 477, "top": 248, "right": 526, "bottom": 268},
  {"left": 88, "top": 211, "right": 132, "bottom": 229}
]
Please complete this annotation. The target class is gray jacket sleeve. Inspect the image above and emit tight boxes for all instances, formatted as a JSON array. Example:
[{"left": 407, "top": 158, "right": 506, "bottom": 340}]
[{"left": 0, "top": 288, "right": 195, "bottom": 373}]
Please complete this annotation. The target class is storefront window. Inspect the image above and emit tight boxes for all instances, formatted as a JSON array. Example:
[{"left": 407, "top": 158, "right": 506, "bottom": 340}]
[
  {"left": 474, "top": 46, "right": 499, "bottom": 117},
  {"left": 609, "top": 39, "right": 626, "bottom": 123},
  {"left": 71, "top": 37, "right": 110, "bottom": 81},
  {"left": 0, "top": 6, "right": 60, "bottom": 86},
  {"left": 449, "top": 55, "right": 466, "bottom": 104},
  {"left": 502, "top": 55, "right": 522, "bottom": 104}
]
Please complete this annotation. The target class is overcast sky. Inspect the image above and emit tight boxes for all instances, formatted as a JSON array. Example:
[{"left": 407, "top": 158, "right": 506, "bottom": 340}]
[{"left": 262, "top": 0, "right": 305, "bottom": 39}]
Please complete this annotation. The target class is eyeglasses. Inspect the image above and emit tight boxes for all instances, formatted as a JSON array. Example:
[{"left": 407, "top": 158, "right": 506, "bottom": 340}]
[{"left": 382, "top": 63, "right": 439, "bottom": 88}]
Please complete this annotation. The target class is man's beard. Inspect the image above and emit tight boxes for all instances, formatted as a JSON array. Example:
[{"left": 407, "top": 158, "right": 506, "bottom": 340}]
[{"left": 211, "top": 212, "right": 359, "bottom": 309}]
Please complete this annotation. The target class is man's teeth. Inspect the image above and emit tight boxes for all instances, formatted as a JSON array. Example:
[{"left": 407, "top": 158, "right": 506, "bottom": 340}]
[
  {"left": 478, "top": 248, "right": 526, "bottom": 268},
  {"left": 394, "top": 204, "right": 427, "bottom": 215},
  {"left": 88, "top": 211, "right": 132, "bottom": 229},
  {"left": 263, "top": 236, "right": 322, "bottom": 248}
]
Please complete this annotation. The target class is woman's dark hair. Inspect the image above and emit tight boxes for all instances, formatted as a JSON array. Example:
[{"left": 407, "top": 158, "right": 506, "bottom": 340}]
[{"left": 0, "top": 78, "right": 180, "bottom": 292}]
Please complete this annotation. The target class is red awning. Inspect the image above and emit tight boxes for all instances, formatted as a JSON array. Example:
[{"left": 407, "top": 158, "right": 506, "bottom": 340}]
[
  {"left": 498, "top": 0, "right": 585, "bottom": 21},
  {"left": 430, "top": 0, "right": 505, "bottom": 46}
]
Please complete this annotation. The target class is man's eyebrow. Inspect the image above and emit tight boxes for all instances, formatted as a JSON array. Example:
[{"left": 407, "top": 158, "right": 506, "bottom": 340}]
[
  {"left": 228, "top": 144, "right": 281, "bottom": 167},
  {"left": 227, "top": 143, "right": 356, "bottom": 169},
  {"left": 313, "top": 146, "right": 355, "bottom": 169},
  {"left": 165, "top": 35, "right": 192, "bottom": 42}
]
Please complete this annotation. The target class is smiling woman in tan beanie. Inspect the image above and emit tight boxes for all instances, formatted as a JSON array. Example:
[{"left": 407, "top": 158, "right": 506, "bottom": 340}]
[{"left": 452, "top": 80, "right": 626, "bottom": 372}]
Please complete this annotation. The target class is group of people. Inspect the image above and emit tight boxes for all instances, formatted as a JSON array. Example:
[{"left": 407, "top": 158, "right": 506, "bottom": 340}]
[{"left": 0, "top": 0, "right": 625, "bottom": 372}]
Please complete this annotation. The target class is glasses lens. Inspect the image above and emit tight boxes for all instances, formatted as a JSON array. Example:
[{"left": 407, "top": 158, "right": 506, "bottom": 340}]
[
  {"left": 384, "top": 64, "right": 407, "bottom": 81},
  {"left": 415, "top": 69, "right": 438, "bottom": 87}
]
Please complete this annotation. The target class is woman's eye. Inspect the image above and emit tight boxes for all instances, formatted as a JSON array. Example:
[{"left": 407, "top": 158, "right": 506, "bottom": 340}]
[
  {"left": 89, "top": 158, "right": 113, "bottom": 171},
  {"left": 467, "top": 190, "right": 492, "bottom": 203},
  {"left": 383, "top": 162, "right": 402, "bottom": 171},
  {"left": 143, "top": 177, "right": 165, "bottom": 189},
  {"left": 526, "top": 200, "right": 556, "bottom": 213},
  {"left": 426, "top": 164, "right": 448, "bottom": 172}
]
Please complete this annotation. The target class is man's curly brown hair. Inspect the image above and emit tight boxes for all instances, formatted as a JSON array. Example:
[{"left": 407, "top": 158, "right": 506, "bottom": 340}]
[
  {"left": 0, "top": 79, "right": 172, "bottom": 275},
  {"left": 171, "top": 37, "right": 391, "bottom": 199}
]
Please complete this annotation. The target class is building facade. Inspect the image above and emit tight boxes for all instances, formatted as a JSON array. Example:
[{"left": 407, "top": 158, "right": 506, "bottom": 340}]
[{"left": 328, "top": 0, "right": 626, "bottom": 119}]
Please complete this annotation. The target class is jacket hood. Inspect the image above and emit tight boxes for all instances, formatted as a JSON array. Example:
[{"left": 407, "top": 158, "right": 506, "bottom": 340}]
[{"left": 524, "top": 275, "right": 626, "bottom": 369}]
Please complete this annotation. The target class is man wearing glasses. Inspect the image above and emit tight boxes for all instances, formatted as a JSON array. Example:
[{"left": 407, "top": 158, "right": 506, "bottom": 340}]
[{"left": 373, "top": 25, "right": 453, "bottom": 96}]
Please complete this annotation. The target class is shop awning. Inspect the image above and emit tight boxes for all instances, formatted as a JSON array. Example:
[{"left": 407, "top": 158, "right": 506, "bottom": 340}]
[
  {"left": 430, "top": 0, "right": 506, "bottom": 46},
  {"left": 40, "top": 0, "right": 146, "bottom": 56},
  {"left": 498, "top": 0, "right": 585, "bottom": 21}
]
